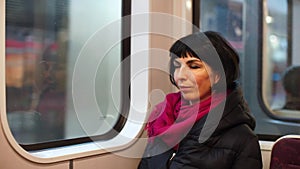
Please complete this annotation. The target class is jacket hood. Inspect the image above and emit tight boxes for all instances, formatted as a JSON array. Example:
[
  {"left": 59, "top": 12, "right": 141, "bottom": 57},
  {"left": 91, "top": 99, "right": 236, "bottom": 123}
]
[
  {"left": 196, "top": 87, "right": 256, "bottom": 143},
  {"left": 217, "top": 88, "right": 256, "bottom": 132}
]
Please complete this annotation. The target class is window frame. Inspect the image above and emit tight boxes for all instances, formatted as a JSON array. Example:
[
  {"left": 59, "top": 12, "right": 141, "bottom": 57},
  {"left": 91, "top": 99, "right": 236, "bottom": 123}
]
[
  {"left": 4, "top": 0, "right": 132, "bottom": 151},
  {"left": 259, "top": 0, "right": 300, "bottom": 123}
]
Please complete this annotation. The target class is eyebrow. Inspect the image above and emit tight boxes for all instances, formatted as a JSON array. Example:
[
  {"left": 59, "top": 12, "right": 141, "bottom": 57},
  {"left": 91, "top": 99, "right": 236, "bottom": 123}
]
[
  {"left": 187, "top": 60, "right": 202, "bottom": 65},
  {"left": 174, "top": 58, "right": 202, "bottom": 64}
]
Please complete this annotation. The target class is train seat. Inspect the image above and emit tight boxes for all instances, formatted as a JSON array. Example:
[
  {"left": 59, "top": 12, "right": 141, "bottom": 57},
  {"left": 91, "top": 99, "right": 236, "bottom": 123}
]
[{"left": 270, "top": 135, "right": 300, "bottom": 169}]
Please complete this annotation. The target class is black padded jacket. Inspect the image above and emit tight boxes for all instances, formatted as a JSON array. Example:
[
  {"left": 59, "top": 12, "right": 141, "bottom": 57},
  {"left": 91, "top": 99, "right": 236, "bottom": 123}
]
[{"left": 138, "top": 88, "right": 263, "bottom": 169}]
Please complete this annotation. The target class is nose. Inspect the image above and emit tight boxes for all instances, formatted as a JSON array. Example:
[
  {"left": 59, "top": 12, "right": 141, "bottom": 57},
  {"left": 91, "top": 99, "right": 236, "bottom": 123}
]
[{"left": 176, "top": 65, "right": 188, "bottom": 81}]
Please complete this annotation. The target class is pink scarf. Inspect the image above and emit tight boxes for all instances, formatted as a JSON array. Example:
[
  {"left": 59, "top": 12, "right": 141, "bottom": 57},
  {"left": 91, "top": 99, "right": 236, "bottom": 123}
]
[{"left": 146, "top": 92, "right": 226, "bottom": 149}]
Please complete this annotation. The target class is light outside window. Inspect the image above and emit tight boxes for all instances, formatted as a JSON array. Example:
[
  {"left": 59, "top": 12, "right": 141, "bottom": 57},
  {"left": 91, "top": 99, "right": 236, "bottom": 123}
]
[{"left": 6, "top": 0, "right": 123, "bottom": 147}]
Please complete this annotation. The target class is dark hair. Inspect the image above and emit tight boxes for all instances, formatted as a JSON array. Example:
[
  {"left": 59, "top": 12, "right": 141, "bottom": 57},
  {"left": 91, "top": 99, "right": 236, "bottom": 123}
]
[
  {"left": 282, "top": 65, "right": 300, "bottom": 97},
  {"left": 169, "top": 31, "right": 240, "bottom": 91}
]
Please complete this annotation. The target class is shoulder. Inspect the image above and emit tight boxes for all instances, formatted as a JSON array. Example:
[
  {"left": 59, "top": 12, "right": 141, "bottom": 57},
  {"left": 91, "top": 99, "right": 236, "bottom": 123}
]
[
  {"left": 219, "top": 124, "right": 262, "bottom": 166},
  {"left": 219, "top": 124, "right": 258, "bottom": 149},
  {"left": 227, "top": 123, "right": 257, "bottom": 139},
  {"left": 171, "top": 124, "right": 260, "bottom": 169}
]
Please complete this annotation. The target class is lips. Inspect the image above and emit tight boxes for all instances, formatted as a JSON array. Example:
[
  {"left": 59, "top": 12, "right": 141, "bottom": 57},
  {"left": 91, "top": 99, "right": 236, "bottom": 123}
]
[{"left": 179, "top": 85, "right": 193, "bottom": 92}]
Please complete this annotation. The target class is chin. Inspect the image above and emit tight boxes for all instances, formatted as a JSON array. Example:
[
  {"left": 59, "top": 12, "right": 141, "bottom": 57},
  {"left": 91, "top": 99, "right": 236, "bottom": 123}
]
[{"left": 181, "top": 93, "right": 199, "bottom": 102}]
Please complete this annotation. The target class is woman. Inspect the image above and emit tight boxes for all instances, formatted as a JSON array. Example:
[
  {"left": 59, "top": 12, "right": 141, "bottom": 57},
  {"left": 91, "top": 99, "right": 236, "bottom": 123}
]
[{"left": 138, "top": 31, "right": 262, "bottom": 169}]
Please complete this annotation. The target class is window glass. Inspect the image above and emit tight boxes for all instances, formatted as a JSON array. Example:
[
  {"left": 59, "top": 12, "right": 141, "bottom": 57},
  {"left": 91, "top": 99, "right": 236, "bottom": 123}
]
[
  {"left": 262, "top": 0, "right": 300, "bottom": 119},
  {"left": 263, "top": 0, "right": 300, "bottom": 118},
  {"left": 6, "top": 0, "right": 122, "bottom": 145},
  {"left": 200, "top": 0, "right": 244, "bottom": 57},
  {"left": 262, "top": 0, "right": 288, "bottom": 111}
]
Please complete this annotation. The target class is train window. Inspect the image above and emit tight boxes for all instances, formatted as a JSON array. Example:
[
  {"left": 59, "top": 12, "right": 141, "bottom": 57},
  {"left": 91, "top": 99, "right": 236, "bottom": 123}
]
[
  {"left": 262, "top": 0, "right": 300, "bottom": 119},
  {"left": 262, "top": 0, "right": 288, "bottom": 113},
  {"left": 196, "top": 0, "right": 300, "bottom": 138},
  {"left": 199, "top": 0, "right": 244, "bottom": 54},
  {"left": 5, "top": 0, "right": 128, "bottom": 150}
]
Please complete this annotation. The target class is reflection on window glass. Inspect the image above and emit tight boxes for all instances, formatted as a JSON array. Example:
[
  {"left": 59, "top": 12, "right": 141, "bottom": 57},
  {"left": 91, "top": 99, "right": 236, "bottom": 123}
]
[
  {"left": 264, "top": 0, "right": 300, "bottom": 118},
  {"left": 6, "top": 0, "right": 122, "bottom": 145},
  {"left": 263, "top": 0, "right": 289, "bottom": 112},
  {"left": 200, "top": 0, "right": 244, "bottom": 54},
  {"left": 280, "top": 66, "right": 300, "bottom": 110}
]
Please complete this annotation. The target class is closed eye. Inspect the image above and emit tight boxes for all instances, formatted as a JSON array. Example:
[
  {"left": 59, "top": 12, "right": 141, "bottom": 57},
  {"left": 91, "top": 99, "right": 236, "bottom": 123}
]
[
  {"left": 187, "top": 60, "right": 203, "bottom": 69},
  {"left": 189, "top": 64, "right": 201, "bottom": 69}
]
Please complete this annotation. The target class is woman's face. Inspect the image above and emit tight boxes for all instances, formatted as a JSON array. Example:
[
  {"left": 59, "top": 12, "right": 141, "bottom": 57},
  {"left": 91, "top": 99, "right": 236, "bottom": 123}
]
[{"left": 173, "top": 54, "right": 220, "bottom": 103}]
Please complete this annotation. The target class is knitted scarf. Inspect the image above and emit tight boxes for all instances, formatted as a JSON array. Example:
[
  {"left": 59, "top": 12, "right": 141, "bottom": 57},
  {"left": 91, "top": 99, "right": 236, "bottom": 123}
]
[{"left": 146, "top": 92, "right": 226, "bottom": 149}]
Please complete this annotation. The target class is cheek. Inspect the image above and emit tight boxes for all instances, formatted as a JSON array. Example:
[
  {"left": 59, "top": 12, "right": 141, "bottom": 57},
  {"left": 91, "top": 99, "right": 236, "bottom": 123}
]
[{"left": 195, "top": 73, "right": 212, "bottom": 90}]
